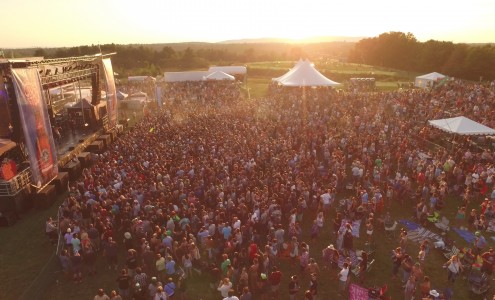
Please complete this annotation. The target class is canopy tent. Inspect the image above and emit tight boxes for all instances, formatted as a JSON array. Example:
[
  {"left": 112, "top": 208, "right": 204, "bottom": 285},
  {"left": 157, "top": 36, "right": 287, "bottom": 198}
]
[
  {"left": 275, "top": 59, "right": 340, "bottom": 87},
  {"left": 204, "top": 71, "right": 235, "bottom": 81},
  {"left": 164, "top": 71, "right": 209, "bottom": 82},
  {"left": 415, "top": 72, "right": 446, "bottom": 88},
  {"left": 272, "top": 59, "right": 305, "bottom": 82},
  {"left": 428, "top": 116, "right": 495, "bottom": 135},
  {"left": 208, "top": 66, "right": 247, "bottom": 75}
]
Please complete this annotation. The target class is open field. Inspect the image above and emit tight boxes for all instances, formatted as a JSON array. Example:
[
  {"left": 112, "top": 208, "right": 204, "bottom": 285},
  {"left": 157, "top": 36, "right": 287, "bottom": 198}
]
[
  {"left": 1, "top": 101, "right": 493, "bottom": 299},
  {"left": 1, "top": 185, "right": 493, "bottom": 300},
  {"left": 245, "top": 61, "right": 418, "bottom": 97}
]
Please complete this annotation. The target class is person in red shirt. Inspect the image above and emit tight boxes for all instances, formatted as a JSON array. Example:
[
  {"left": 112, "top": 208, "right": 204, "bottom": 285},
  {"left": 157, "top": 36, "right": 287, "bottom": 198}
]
[
  {"left": 481, "top": 248, "right": 495, "bottom": 275},
  {"left": 269, "top": 266, "right": 282, "bottom": 298},
  {"left": 249, "top": 241, "right": 258, "bottom": 261}
]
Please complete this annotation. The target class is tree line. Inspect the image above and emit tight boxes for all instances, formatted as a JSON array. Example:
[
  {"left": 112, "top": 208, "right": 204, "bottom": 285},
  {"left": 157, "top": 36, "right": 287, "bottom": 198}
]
[
  {"left": 31, "top": 42, "right": 348, "bottom": 77},
  {"left": 348, "top": 31, "right": 495, "bottom": 81},
  {"left": 17, "top": 32, "right": 495, "bottom": 81}
]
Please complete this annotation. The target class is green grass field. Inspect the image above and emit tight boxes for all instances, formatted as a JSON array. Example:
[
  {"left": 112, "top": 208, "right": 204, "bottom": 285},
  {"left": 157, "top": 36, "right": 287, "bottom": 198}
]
[
  {"left": 245, "top": 61, "right": 418, "bottom": 98},
  {"left": 1, "top": 74, "right": 493, "bottom": 300},
  {"left": 1, "top": 180, "right": 493, "bottom": 299}
]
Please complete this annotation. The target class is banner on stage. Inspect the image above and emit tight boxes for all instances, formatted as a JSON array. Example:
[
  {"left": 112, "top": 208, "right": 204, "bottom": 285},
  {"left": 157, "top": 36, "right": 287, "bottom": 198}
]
[
  {"left": 349, "top": 283, "right": 369, "bottom": 300},
  {"left": 11, "top": 68, "right": 58, "bottom": 187},
  {"left": 102, "top": 58, "right": 118, "bottom": 128}
]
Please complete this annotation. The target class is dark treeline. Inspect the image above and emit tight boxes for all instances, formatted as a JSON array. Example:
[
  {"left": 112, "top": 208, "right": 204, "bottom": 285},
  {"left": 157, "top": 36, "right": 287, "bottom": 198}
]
[
  {"left": 7, "top": 31, "right": 495, "bottom": 80},
  {"left": 348, "top": 31, "right": 495, "bottom": 81},
  {"left": 27, "top": 42, "right": 353, "bottom": 77}
]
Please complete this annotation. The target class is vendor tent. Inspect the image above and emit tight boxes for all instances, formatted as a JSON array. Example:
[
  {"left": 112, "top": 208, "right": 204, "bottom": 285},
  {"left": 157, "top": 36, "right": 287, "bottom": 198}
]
[
  {"left": 415, "top": 72, "right": 446, "bottom": 88},
  {"left": 428, "top": 116, "right": 495, "bottom": 135},
  {"left": 164, "top": 71, "right": 209, "bottom": 82},
  {"left": 275, "top": 60, "right": 340, "bottom": 87},
  {"left": 204, "top": 71, "right": 235, "bottom": 81}
]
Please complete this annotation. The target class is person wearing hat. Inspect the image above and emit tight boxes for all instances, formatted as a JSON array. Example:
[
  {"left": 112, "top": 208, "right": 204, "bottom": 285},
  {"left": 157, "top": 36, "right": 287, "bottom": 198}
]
[
  {"left": 322, "top": 244, "right": 338, "bottom": 269},
  {"left": 473, "top": 231, "right": 487, "bottom": 255},
  {"left": 153, "top": 285, "right": 167, "bottom": 300},
  {"left": 481, "top": 247, "right": 495, "bottom": 275},
  {"left": 64, "top": 227, "right": 73, "bottom": 250},
  {"left": 428, "top": 289, "right": 440, "bottom": 299},
  {"left": 288, "top": 275, "right": 300, "bottom": 300},
  {"left": 132, "top": 282, "right": 145, "bottom": 300},
  {"left": 309, "top": 273, "right": 318, "bottom": 300},
  {"left": 164, "top": 278, "right": 176, "bottom": 298}
]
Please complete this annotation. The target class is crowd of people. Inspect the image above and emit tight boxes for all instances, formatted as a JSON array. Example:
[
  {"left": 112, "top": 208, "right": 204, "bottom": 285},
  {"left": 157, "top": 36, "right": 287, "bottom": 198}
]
[
  {"left": 45, "top": 78, "right": 495, "bottom": 300},
  {"left": 161, "top": 81, "right": 241, "bottom": 105}
]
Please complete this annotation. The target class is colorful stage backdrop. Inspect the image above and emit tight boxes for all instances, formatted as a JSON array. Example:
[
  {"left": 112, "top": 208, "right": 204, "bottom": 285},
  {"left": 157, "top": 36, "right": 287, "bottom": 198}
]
[
  {"left": 102, "top": 58, "right": 118, "bottom": 128},
  {"left": 11, "top": 68, "right": 58, "bottom": 187}
]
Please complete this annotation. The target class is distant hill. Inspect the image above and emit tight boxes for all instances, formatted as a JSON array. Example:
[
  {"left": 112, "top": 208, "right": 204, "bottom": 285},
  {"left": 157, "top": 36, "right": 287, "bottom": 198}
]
[{"left": 219, "top": 36, "right": 365, "bottom": 44}]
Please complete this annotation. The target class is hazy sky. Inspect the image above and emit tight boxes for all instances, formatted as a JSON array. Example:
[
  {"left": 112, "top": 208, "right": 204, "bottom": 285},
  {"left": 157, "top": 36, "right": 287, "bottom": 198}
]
[{"left": 1, "top": 0, "right": 494, "bottom": 48}]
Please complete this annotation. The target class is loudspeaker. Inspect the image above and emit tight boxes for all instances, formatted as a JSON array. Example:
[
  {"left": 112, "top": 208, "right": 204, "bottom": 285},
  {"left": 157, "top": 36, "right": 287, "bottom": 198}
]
[{"left": 91, "top": 68, "right": 100, "bottom": 106}]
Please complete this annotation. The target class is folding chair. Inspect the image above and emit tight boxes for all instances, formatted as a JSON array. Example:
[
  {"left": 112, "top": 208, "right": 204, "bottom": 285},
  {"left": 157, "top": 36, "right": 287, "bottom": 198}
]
[
  {"left": 434, "top": 216, "right": 450, "bottom": 233},
  {"left": 384, "top": 221, "right": 398, "bottom": 239}
]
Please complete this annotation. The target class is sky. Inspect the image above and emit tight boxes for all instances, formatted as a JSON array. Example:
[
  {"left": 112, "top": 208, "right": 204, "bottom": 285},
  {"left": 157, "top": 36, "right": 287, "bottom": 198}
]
[{"left": 1, "top": 0, "right": 494, "bottom": 48}]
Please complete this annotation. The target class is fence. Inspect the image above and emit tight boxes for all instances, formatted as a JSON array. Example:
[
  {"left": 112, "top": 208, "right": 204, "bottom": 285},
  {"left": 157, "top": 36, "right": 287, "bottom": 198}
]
[{"left": 18, "top": 200, "right": 65, "bottom": 299}]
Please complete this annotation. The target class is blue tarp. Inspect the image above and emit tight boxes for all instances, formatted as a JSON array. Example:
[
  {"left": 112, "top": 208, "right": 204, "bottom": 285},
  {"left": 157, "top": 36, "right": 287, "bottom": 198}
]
[
  {"left": 399, "top": 219, "right": 421, "bottom": 231},
  {"left": 452, "top": 227, "right": 476, "bottom": 244}
]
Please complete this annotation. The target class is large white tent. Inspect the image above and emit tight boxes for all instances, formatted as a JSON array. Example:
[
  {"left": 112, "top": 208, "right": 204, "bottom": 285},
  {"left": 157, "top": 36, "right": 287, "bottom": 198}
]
[
  {"left": 428, "top": 116, "right": 495, "bottom": 135},
  {"left": 272, "top": 59, "right": 305, "bottom": 82},
  {"left": 415, "top": 72, "right": 446, "bottom": 88},
  {"left": 164, "top": 71, "right": 209, "bottom": 82},
  {"left": 274, "top": 59, "right": 340, "bottom": 87},
  {"left": 204, "top": 71, "right": 235, "bottom": 81}
]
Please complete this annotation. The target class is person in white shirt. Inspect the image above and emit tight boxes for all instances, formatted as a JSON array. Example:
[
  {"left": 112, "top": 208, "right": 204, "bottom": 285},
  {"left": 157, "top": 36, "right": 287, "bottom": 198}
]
[
  {"left": 217, "top": 278, "right": 233, "bottom": 298},
  {"left": 222, "top": 289, "right": 240, "bottom": 300},
  {"left": 338, "top": 263, "right": 349, "bottom": 293}
]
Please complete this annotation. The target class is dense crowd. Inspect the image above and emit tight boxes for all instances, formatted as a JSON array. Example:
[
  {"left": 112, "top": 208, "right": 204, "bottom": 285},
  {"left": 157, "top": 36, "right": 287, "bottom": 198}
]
[
  {"left": 161, "top": 81, "right": 241, "bottom": 105},
  {"left": 45, "top": 79, "right": 495, "bottom": 300}
]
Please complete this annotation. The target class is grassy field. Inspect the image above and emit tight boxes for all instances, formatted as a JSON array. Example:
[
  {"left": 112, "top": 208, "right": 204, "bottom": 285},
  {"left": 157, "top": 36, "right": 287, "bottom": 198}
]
[
  {"left": 1, "top": 83, "right": 493, "bottom": 300},
  {"left": 245, "top": 61, "right": 418, "bottom": 98},
  {"left": 1, "top": 177, "right": 493, "bottom": 299}
]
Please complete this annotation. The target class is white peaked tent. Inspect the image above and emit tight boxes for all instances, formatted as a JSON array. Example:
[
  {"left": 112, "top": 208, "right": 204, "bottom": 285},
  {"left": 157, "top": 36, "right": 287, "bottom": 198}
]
[
  {"left": 275, "top": 60, "right": 340, "bottom": 87},
  {"left": 428, "top": 116, "right": 495, "bottom": 135},
  {"left": 272, "top": 59, "right": 305, "bottom": 82},
  {"left": 204, "top": 71, "right": 235, "bottom": 81},
  {"left": 415, "top": 72, "right": 446, "bottom": 88}
]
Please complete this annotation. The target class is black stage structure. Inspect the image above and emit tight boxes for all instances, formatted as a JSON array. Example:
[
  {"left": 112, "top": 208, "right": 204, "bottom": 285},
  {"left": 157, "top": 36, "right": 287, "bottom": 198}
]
[{"left": 0, "top": 54, "right": 119, "bottom": 219}]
